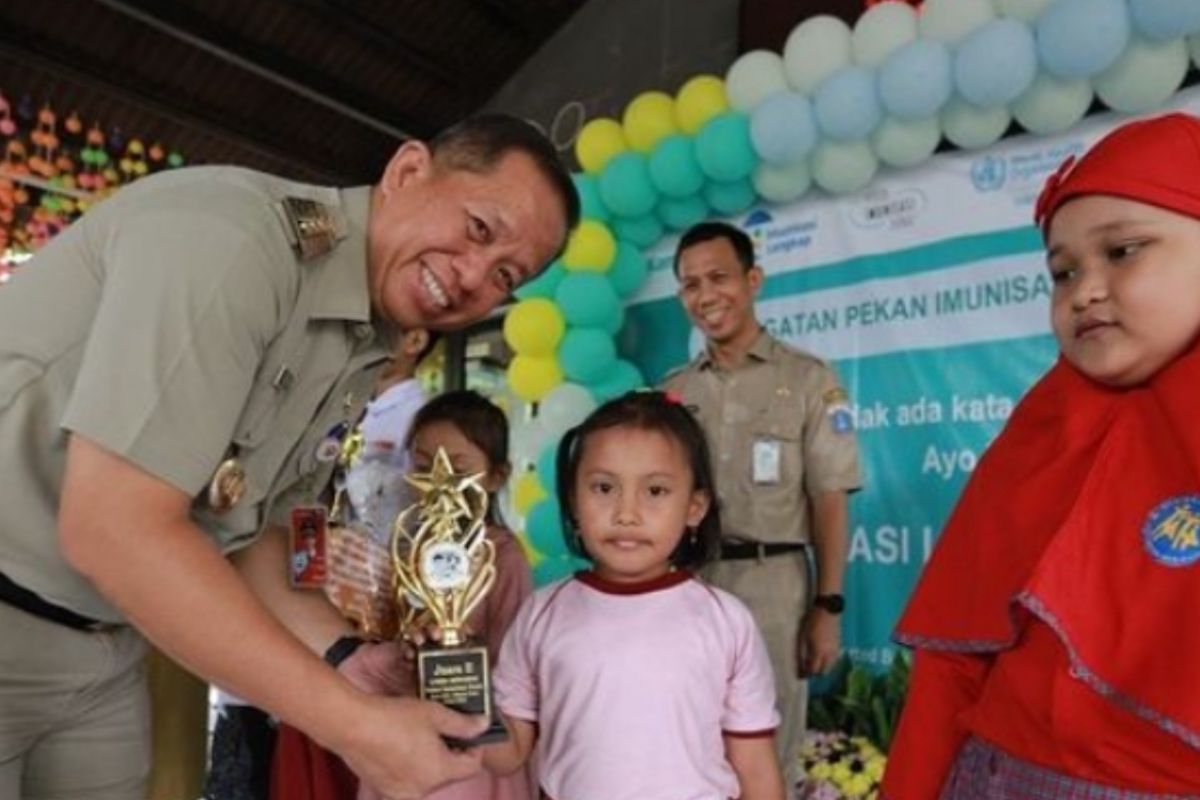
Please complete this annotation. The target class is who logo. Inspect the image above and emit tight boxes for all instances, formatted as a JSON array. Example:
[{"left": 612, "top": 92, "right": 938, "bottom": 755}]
[{"left": 970, "top": 156, "right": 1007, "bottom": 192}]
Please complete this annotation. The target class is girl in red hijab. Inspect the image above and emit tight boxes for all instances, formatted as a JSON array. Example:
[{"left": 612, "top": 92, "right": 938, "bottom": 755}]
[{"left": 882, "top": 113, "right": 1200, "bottom": 799}]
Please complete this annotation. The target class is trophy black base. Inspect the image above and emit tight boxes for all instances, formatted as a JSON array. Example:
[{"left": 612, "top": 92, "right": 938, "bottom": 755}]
[{"left": 417, "top": 644, "right": 509, "bottom": 748}]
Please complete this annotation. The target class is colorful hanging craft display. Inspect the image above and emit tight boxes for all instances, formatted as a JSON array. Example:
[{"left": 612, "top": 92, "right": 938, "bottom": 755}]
[{"left": 0, "top": 88, "right": 187, "bottom": 270}]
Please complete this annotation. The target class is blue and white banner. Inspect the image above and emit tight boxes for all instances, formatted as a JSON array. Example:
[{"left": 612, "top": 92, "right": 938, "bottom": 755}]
[{"left": 623, "top": 87, "right": 1200, "bottom": 670}]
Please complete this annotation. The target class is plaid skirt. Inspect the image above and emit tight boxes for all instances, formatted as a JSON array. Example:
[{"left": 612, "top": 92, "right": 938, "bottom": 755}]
[{"left": 939, "top": 737, "right": 1200, "bottom": 800}]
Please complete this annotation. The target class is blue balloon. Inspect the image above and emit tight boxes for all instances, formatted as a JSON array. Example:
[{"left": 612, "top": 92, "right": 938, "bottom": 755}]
[
  {"left": 704, "top": 178, "right": 757, "bottom": 217},
  {"left": 607, "top": 241, "right": 649, "bottom": 299},
  {"left": 571, "top": 172, "right": 610, "bottom": 222},
  {"left": 1036, "top": 0, "right": 1130, "bottom": 80},
  {"left": 514, "top": 260, "right": 566, "bottom": 301},
  {"left": 749, "top": 91, "right": 818, "bottom": 166},
  {"left": 598, "top": 152, "right": 658, "bottom": 217},
  {"left": 814, "top": 66, "right": 883, "bottom": 141},
  {"left": 526, "top": 497, "right": 566, "bottom": 557},
  {"left": 1130, "top": 0, "right": 1200, "bottom": 42},
  {"left": 879, "top": 39, "right": 953, "bottom": 121},
  {"left": 648, "top": 135, "right": 705, "bottom": 199},
  {"left": 535, "top": 444, "right": 558, "bottom": 492},
  {"left": 657, "top": 194, "right": 710, "bottom": 231},
  {"left": 555, "top": 272, "right": 622, "bottom": 330},
  {"left": 557, "top": 328, "right": 618, "bottom": 384},
  {"left": 955, "top": 19, "right": 1038, "bottom": 109},
  {"left": 611, "top": 214, "right": 664, "bottom": 249},
  {"left": 695, "top": 113, "right": 758, "bottom": 182},
  {"left": 585, "top": 359, "right": 645, "bottom": 402}
]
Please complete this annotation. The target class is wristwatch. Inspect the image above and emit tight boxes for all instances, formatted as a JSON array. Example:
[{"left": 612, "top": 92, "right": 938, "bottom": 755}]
[
  {"left": 323, "top": 635, "right": 368, "bottom": 668},
  {"left": 812, "top": 594, "right": 846, "bottom": 615}
]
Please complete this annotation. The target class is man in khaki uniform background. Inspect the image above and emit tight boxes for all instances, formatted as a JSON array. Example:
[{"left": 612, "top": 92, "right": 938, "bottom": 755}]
[
  {"left": 0, "top": 114, "right": 578, "bottom": 800},
  {"left": 662, "top": 221, "right": 861, "bottom": 773}
]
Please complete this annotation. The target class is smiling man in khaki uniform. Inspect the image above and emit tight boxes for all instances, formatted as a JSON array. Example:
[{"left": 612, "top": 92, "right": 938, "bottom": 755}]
[
  {"left": 0, "top": 115, "right": 577, "bottom": 800},
  {"left": 662, "top": 221, "right": 861, "bottom": 773}
]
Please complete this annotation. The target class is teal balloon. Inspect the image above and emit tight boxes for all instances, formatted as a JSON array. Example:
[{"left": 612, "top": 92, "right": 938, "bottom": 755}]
[
  {"left": 557, "top": 328, "right": 618, "bottom": 384},
  {"left": 532, "top": 555, "right": 579, "bottom": 586},
  {"left": 612, "top": 214, "right": 664, "bottom": 248},
  {"left": 648, "top": 135, "right": 705, "bottom": 198},
  {"left": 695, "top": 113, "right": 758, "bottom": 182},
  {"left": 598, "top": 152, "right": 658, "bottom": 217},
  {"left": 554, "top": 272, "right": 622, "bottom": 330},
  {"left": 572, "top": 172, "right": 611, "bottom": 222},
  {"left": 514, "top": 260, "right": 567, "bottom": 300},
  {"left": 585, "top": 359, "right": 645, "bottom": 402},
  {"left": 704, "top": 178, "right": 757, "bottom": 216},
  {"left": 535, "top": 444, "right": 558, "bottom": 492},
  {"left": 657, "top": 194, "right": 710, "bottom": 231},
  {"left": 526, "top": 497, "right": 566, "bottom": 557},
  {"left": 602, "top": 305, "right": 626, "bottom": 336},
  {"left": 607, "top": 241, "right": 649, "bottom": 298}
]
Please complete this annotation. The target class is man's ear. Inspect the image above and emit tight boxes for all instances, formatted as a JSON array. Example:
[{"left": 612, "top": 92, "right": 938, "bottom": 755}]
[
  {"left": 380, "top": 140, "right": 433, "bottom": 199},
  {"left": 748, "top": 264, "right": 765, "bottom": 295}
]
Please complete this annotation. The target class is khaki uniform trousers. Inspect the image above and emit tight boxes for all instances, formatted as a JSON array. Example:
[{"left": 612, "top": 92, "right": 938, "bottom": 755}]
[
  {"left": 702, "top": 550, "right": 809, "bottom": 776},
  {"left": 0, "top": 601, "right": 149, "bottom": 800}
]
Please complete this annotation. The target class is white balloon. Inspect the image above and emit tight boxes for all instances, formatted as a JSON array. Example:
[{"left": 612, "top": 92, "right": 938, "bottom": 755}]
[
  {"left": 752, "top": 160, "right": 813, "bottom": 204},
  {"left": 920, "top": 0, "right": 997, "bottom": 44},
  {"left": 871, "top": 116, "right": 942, "bottom": 168},
  {"left": 811, "top": 140, "right": 878, "bottom": 194},
  {"left": 509, "top": 415, "right": 549, "bottom": 470},
  {"left": 726, "top": 50, "right": 789, "bottom": 112},
  {"left": 784, "top": 15, "right": 853, "bottom": 94},
  {"left": 537, "top": 382, "right": 597, "bottom": 439},
  {"left": 941, "top": 98, "right": 1012, "bottom": 150},
  {"left": 1012, "top": 73, "right": 1093, "bottom": 135},
  {"left": 1094, "top": 36, "right": 1189, "bottom": 114},
  {"left": 853, "top": 2, "right": 919, "bottom": 67},
  {"left": 995, "top": 0, "right": 1055, "bottom": 22}
]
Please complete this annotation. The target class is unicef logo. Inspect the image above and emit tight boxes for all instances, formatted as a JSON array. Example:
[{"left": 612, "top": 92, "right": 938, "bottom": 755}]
[
  {"left": 970, "top": 156, "right": 1007, "bottom": 192},
  {"left": 1142, "top": 495, "right": 1200, "bottom": 567}
]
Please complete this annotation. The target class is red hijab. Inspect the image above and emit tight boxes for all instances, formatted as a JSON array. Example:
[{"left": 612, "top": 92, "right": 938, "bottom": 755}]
[{"left": 895, "top": 113, "right": 1200, "bottom": 750}]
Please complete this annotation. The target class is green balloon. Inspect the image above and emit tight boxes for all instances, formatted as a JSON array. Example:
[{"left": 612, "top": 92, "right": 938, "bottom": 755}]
[
  {"left": 572, "top": 172, "right": 611, "bottom": 222},
  {"left": 532, "top": 555, "right": 579, "bottom": 587},
  {"left": 554, "top": 272, "right": 622, "bottom": 330},
  {"left": 695, "top": 112, "right": 758, "bottom": 182},
  {"left": 648, "top": 135, "right": 705, "bottom": 199},
  {"left": 526, "top": 497, "right": 566, "bottom": 556},
  {"left": 704, "top": 178, "right": 758, "bottom": 216},
  {"left": 557, "top": 328, "right": 618, "bottom": 384},
  {"left": 598, "top": 152, "right": 658, "bottom": 217},
  {"left": 585, "top": 359, "right": 646, "bottom": 402},
  {"left": 657, "top": 194, "right": 710, "bottom": 231},
  {"left": 612, "top": 214, "right": 664, "bottom": 249},
  {"left": 607, "top": 242, "right": 649, "bottom": 298},
  {"left": 515, "top": 261, "right": 567, "bottom": 300}
]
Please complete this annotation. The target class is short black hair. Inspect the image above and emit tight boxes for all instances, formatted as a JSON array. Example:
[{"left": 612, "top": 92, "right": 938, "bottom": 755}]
[
  {"left": 430, "top": 114, "right": 581, "bottom": 239},
  {"left": 555, "top": 391, "right": 721, "bottom": 570},
  {"left": 405, "top": 389, "right": 509, "bottom": 523},
  {"left": 672, "top": 220, "right": 755, "bottom": 277}
]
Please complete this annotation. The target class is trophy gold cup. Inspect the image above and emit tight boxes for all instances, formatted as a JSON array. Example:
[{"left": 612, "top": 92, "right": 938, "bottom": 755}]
[{"left": 391, "top": 447, "right": 507, "bottom": 746}]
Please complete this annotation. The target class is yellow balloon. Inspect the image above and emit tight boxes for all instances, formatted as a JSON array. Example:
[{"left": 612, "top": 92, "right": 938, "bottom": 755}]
[
  {"left": 675, "top": 75, "right": 729, "bottom": 135},
  {"left": 576, "top": 118, "right": 627, "bottom": 174},
  {"left": 517, "top": 532, "right": 544, "bottom": 567},
  {"left": 514, "top": 472, "right": 548, "bottom": 516},
  {"left": 622, "top": 91, "right": 678, "bottom": 153},
  {"left": 503, "top": 298, "right": 565, "bottom": 357},
  {"left": 561, "top": 220, "right": 617, "bottom": 272},
  {"left": 507, "top": 355, "right": 563, "bottom": 403}
]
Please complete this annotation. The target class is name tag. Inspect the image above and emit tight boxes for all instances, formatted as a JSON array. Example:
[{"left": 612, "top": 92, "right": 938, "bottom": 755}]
[{"left": 752, "top": 438, "right": 782, "bottom": 485}]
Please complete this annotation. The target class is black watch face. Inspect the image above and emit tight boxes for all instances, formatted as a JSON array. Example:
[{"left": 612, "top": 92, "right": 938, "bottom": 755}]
[{"left": 816, "top": 594, "right": 845, "bottom": 613}]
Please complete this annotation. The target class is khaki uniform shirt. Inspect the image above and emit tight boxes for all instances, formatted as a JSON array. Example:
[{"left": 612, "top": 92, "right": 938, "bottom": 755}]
[
  {"left": 663, "top": 331, "right": 861, "bottom": 545},
  {"left": 0, "top": 167, "right": 392, "bottom": 621}
]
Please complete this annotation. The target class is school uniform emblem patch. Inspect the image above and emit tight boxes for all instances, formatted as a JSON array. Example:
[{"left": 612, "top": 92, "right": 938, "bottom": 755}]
[{"left": 1142, "top": 495, "right": 1200, "bottom": 567}]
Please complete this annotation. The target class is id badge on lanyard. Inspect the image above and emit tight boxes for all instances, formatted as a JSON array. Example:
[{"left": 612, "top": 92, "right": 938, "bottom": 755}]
[{"left": 752, "top": 438, "right": 782, "bottom": 485}]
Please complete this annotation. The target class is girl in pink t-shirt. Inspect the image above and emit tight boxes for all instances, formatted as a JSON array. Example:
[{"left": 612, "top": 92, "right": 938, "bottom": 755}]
[{"left": 486, "top": 391, "right": 785, "bottom": 800}]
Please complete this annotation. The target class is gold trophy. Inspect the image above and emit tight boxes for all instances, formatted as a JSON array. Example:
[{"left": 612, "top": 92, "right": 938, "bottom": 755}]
[{"left": 392, "top": 447, "right": 507, "bottom": 745}]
